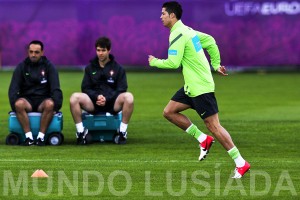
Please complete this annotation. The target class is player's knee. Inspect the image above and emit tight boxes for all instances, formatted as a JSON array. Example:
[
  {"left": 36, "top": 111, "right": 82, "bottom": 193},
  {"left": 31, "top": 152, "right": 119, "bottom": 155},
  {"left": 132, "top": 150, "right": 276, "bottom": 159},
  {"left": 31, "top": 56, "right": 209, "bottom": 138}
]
[
  {"left": 123, "top": 92, "right": 134, "bottom": 104},
  {"left": 163, "top": 108, "right": 172, "bottom": 119},
  {"left": 44, "top": 99, "right": 54, "bottom": 110},
  {"left": 14, "top": 99, "right": 26, "bottom": 110},
  {"left": 70, "top": 93, "right": 81, "bottom": 105}
]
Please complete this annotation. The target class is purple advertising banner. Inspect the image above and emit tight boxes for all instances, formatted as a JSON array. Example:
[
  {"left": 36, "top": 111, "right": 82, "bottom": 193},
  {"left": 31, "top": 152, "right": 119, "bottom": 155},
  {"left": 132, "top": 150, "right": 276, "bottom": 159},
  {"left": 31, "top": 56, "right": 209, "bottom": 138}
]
[{"left": 0, "top": 0, "right": 299, "bottom": 68}]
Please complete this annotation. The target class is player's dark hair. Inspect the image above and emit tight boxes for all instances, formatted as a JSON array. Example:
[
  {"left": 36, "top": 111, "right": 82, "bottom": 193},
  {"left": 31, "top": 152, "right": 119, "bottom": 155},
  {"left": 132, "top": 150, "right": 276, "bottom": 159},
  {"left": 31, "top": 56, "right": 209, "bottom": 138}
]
[
  {"left": 95, "top": 37, "right": 111, "bottom": 50},
  {"left": 28, "top": 40, "right": 44, "bottom": 50},
  {"left": 162, "top": 1, "right": 182, "bottom": 20}
]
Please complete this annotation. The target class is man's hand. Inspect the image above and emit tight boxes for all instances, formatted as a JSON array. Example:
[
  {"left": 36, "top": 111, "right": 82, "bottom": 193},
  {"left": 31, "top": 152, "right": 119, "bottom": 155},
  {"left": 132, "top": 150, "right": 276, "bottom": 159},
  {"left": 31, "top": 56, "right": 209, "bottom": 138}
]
[
  {"left": 96, "top": 95, "right": 106, "bottom": 106},
  {"left": 217, "top": 66, "right": 228, "bottom": 76},
  {"left": 148, "top": 55, "right": 155, "bottom": 64}
]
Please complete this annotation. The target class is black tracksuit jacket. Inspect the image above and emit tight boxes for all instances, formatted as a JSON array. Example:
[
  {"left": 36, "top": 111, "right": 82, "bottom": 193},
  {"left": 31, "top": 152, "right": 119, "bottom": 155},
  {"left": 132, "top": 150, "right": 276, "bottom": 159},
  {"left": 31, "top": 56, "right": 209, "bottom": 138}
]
[
  {"left": 81, "top": 55, "right": 127, "bottom": 104},
  {"left": 8, "top": 56, "right": 63, "bottom": 111}
]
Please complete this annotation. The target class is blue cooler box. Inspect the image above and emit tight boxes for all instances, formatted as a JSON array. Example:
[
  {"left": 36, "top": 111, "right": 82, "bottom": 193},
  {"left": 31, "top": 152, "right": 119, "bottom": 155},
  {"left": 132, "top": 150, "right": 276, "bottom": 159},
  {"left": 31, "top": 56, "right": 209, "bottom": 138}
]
[
  {"left": 82, "top": 112, "right": 122, "bottom": 143},
  {"left": 7, "top": 112, "right": 64, "bottom": 145}
]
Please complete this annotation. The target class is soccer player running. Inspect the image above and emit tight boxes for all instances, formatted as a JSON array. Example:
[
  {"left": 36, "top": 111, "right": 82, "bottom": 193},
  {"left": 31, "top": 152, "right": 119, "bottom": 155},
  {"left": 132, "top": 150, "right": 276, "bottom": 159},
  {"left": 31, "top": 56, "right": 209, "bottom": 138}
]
[{"left": 148, "top": 1, "right": 250, "bottom": 178}]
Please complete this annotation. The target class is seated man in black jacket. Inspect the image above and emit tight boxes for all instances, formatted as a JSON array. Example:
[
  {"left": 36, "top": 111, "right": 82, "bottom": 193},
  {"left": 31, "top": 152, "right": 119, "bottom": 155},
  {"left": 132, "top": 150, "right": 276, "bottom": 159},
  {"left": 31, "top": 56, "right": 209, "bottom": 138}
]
[
  {"left": 70, "top": 36, "right": 134, "bottom": 144},
  {"left": 8, "top": 40, "right": 63, "bottom": 146}
]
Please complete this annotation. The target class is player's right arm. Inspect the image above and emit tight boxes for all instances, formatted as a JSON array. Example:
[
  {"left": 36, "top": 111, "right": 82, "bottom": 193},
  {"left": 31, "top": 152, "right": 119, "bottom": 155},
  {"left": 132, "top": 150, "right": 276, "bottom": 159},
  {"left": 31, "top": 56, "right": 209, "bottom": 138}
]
[
  {"left": 8, "top": 64, "right": 22, "bottom": 110},
  {"left": 81, "top": 67, "right": 99, "bottom": 103},
  {"left": 149, "top": 32, "right": 185, "bottom": 69}
]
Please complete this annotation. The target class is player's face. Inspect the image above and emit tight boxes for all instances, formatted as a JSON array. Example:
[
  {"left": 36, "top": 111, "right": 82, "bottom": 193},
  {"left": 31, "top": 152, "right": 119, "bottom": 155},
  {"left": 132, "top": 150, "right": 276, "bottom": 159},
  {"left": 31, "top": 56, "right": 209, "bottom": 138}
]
[
  {"left": 96, "top": 47, "right": 110, "bottom": 63},
  {"left": 28, "top": 44, "right": 43, "bottom": 63},
  {"left": 160, "top": 8, "right": 172, "bottom": 28}
]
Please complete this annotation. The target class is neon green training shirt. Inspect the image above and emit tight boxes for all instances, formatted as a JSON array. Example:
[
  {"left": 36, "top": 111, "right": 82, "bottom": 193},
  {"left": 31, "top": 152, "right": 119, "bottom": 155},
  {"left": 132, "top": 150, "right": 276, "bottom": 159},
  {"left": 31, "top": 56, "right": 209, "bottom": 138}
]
[{"left": 150, "top": 20, "right": 221, "bottom": 97}]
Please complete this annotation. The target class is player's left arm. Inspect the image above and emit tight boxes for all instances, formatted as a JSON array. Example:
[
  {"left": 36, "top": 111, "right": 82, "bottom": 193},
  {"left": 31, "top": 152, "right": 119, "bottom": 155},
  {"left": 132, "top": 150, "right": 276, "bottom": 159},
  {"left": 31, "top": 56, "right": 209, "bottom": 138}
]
[
  {"left": 106, "top": 66, "right": 128, "bottom": 102},
  {"left": 48, "top": 63, "right": 63, "bottom": 111},
  {"left": 196, "top": 31, "right": 222, "bottom": 72}
]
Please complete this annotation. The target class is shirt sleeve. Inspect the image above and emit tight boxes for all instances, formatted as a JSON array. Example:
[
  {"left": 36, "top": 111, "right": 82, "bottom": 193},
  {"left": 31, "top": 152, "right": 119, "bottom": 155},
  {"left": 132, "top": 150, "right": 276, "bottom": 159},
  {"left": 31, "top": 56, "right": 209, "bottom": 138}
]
[
  {"left": 48, "top": 63, "right": 63, "bottom": 111},
  {"left": 116, "top": 67, "right": 128, "bottom": 93},
  {"left": 8, "top": 64, "right": 23, "bottom": 110},
  {"left": 105, "top": 67, "right": 128, "bottom": 103},
  {"left": 150, "top": 32, "right": 185, "bottom": 69},
  {"left": 196, "top": 31, "right": 221, "bottom": 71},
  {"left": 81, "top": 67, "right": 99, "bottom": 103}
]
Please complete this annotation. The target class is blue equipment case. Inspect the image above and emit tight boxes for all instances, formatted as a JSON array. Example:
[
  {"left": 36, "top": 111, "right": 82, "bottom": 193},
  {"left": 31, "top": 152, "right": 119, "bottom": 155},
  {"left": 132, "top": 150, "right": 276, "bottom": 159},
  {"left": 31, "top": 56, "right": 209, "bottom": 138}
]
[
  {"left": 82, "top": 112, "right": 122, "bottom": 144},
  {"left": 6, "top": 112, "right": 64, "bottom": 145}
]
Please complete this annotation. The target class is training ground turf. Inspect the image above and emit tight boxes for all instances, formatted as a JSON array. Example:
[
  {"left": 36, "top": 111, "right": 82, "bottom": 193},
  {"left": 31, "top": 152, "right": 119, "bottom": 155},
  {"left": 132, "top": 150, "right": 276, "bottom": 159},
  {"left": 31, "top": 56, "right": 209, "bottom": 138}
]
[{"left": 0, "top": 71, "right": 299, "bottom": 199}]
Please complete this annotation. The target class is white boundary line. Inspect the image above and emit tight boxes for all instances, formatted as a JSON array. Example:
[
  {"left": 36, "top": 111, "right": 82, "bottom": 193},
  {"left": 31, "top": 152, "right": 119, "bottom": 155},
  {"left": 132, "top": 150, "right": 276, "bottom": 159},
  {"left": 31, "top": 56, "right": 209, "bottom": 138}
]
[
  {"left": 0, "top": 159, "right": 200, "bottom": 163},
  {"left": 0, "top": 159, "right": 294, "bottom": 163}
]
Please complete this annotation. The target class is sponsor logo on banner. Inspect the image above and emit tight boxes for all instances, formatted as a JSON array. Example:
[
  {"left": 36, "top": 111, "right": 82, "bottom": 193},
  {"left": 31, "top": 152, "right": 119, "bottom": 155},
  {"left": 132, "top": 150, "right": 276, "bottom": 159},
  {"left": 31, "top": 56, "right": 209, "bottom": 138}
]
[{"left": 224, "top": 0, "right": 300, "bottom": 16}]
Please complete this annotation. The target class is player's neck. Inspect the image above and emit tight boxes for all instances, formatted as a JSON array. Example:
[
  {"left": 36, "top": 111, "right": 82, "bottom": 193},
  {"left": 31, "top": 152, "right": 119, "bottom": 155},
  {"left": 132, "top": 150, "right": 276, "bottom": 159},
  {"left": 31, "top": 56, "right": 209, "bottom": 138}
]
[
  {"left": 99, "top": 58, "right": 110, "bottom": 68},
  {"left": 168, "top": 19, "right": 178, "bottom": 29}
]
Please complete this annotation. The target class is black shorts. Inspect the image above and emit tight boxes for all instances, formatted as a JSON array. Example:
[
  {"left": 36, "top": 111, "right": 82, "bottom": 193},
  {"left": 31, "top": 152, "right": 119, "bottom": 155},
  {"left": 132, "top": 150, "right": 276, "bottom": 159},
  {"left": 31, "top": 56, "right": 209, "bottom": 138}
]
[
  {"left": 16, "top": 96, "right": 50, "bottom": 112},
  {"left": 92, "top": 99, "right": 117, "bottom": 114},
  {"left": 171, "top": 87, "right": 219, "bottom": 119}
]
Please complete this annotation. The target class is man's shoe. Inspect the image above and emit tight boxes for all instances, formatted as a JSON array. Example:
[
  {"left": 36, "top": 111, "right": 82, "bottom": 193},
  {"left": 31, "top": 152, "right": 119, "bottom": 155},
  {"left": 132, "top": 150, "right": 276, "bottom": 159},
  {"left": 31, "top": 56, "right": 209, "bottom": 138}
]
[
  {"left": 36, "top": 138, "right": 45, "bottom": 146},
  {"left": 76, "top": 128, "right": 88, "bottom": 145},
  {"left": 232, "top": 161, "right": 250, "bottom": 178},
  {"left": 199, "top": 135, "right": 215, "bottom": 161},
  {"left": 24, "top": 137, "right": 34, "bottom": 146},
  {"left": 118, "top": 131, "right": 127, "bottom": 144}
]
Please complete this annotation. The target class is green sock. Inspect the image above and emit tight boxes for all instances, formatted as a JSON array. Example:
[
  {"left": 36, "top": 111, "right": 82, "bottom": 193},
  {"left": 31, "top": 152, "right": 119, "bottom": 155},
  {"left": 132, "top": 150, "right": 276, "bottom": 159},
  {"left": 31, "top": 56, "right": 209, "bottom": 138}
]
[
  {"left": 186, "top": 124, "right": 203, "bottom": 140},
  {"left": 228, "top": 146, "right": 241, "bottom": 160}
]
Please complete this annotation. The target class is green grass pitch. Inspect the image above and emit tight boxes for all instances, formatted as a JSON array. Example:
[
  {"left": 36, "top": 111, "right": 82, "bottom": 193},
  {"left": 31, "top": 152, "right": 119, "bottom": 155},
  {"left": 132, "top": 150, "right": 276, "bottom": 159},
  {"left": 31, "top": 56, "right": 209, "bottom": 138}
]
[{"left": 0, "top": 71, "right": 299, "bottom": 199}]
